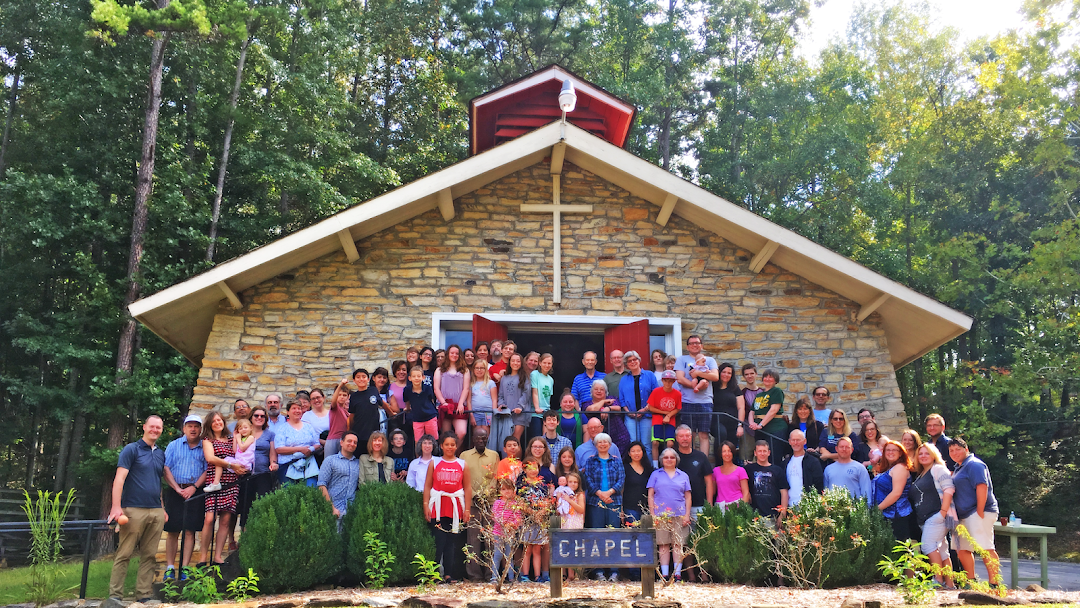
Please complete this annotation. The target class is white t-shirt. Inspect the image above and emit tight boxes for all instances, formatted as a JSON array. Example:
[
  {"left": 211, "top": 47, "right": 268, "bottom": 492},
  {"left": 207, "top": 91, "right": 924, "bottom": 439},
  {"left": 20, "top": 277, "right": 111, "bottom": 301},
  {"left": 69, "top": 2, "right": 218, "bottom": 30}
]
[
  {"left": 301, "top": 410, "right": 330, "bottom": 436},
  {"left": 787, "top": 455, "right": 805, "bottom": 506}
]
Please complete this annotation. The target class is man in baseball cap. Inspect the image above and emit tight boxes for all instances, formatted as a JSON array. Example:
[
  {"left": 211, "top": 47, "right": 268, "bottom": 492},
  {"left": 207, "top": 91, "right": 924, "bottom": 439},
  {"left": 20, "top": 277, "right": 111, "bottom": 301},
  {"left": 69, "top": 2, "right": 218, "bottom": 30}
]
[{"left": 163, "top": 414, "right": 207, "bottom": 579}]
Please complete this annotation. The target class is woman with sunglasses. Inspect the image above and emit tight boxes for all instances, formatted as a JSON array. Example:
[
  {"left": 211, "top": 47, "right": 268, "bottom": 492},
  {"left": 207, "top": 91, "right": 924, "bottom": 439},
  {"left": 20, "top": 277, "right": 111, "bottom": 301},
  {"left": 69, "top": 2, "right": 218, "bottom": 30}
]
[{"left": 818, "top": 409, "right": 865, "bottom": 465}]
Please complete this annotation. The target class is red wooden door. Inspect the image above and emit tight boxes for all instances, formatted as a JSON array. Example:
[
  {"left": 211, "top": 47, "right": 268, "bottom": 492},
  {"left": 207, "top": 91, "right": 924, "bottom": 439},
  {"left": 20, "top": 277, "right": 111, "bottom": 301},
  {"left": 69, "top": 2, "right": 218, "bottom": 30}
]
[
  {"left": 603, "top": 319, "right": 650, "bottom": 370},
  {"left": 472, "top": 315, "right": 508, "bottom": 350}
]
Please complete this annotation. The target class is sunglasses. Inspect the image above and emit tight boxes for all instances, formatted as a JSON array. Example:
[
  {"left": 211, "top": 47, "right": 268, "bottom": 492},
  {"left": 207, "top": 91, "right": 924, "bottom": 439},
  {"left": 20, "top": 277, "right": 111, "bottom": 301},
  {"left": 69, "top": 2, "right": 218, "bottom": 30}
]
[
  {"left": 252, "top": 414, "right": 266, "bottom": 418},
  {"left": 831, "top": 416, "right": 844, "bottom": 421}
]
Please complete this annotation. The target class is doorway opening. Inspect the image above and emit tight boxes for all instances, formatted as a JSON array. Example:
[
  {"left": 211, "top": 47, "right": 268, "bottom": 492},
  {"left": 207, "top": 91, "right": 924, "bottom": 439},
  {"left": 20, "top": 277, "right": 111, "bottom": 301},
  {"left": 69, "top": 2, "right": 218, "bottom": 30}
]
[
  {"left": 432, "top": 313, "right": 683, "bottom": 409},
  {"left": 509, "top": 331, "right": 605, "bottom": 409}
]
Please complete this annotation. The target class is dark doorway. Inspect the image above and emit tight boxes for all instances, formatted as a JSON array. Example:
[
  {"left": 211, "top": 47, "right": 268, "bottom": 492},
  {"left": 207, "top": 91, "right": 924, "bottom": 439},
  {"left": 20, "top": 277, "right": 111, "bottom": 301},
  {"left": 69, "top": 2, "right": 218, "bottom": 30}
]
[{"left": 508, "top": 331, "right": 605, "bottom": 409}]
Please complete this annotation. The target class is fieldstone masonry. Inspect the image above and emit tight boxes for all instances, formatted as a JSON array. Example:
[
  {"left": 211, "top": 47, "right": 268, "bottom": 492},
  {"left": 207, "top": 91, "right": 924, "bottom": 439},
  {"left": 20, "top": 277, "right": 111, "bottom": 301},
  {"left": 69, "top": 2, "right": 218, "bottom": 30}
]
[{"left": 191, "top": 161, "right": 908, "bottom": 435}]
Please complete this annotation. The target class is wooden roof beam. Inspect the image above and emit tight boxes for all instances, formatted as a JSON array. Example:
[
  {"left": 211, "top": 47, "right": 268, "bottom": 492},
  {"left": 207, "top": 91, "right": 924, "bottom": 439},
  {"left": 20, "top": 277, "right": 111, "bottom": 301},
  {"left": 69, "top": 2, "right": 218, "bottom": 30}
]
[
  {"left": 857, "top": 292, "right": 891, "bottom": 322},
  {"left": 656, "top": 193, "right": 678, "bottom": 226},
  {"left": 437, "top": 188, "right": 455, "bottom": 222},
  {"left": 337, "top": 229, "right": 360, "bottom": 263},
  {"left": 217, "top": 281, "right": 242, "bottom": 309},
  {"left": 550, "top": 142, "right": 567, "bottom": 175},
  {"left": 748, "top": 240, "right": 779, "bottom": 274}
]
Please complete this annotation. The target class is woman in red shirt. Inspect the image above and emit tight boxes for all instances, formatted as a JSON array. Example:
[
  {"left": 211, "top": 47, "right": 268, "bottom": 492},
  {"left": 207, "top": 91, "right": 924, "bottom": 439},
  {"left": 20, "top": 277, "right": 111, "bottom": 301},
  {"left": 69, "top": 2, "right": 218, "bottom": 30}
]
[{"left": 423, "top": 432, "right": 472, "bottom": 583}]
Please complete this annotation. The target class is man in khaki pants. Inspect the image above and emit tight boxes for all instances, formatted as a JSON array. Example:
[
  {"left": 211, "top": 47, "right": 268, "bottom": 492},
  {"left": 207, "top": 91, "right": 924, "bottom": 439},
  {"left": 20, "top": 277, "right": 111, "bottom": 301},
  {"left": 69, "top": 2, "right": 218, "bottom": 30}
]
[{"left": 108, "top": 415, "right": 167, "bottom": 600}]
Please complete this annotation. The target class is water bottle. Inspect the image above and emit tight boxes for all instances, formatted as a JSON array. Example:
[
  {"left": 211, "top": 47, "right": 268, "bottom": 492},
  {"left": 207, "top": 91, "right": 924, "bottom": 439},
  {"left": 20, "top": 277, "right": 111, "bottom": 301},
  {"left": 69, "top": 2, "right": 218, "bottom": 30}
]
[{"left": 1009, "top": 511, "right": 1016, "bottom": 526}]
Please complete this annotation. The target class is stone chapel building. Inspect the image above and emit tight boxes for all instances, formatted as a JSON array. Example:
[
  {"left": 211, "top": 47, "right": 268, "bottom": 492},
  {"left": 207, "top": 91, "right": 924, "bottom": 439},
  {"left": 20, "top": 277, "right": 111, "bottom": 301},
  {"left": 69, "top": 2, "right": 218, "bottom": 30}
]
[{"left": 132, "top": 66, "right": 971, "bottom": 436}]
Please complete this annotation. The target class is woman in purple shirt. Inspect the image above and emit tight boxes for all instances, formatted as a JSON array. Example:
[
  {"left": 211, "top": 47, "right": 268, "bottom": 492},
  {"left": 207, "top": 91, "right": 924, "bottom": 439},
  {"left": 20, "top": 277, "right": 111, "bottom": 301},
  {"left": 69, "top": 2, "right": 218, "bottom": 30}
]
[{"left": 647, "top": 448, "right": 692, "bottom": 581}]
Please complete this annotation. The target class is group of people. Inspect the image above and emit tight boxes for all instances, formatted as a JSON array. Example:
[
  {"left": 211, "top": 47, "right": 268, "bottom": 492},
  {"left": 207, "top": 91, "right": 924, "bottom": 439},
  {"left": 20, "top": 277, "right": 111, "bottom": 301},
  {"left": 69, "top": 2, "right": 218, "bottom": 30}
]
[{"left": 105, "top": 337, "right": 1003, "bottom": 598}]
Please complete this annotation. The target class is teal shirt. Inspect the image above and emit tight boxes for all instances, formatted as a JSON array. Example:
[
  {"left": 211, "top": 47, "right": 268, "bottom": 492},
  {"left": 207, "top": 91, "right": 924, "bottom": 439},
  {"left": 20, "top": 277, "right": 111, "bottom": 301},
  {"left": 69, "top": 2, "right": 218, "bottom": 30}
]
[{"left": 530, "top": 370, "right": 554, "bottom": 416}]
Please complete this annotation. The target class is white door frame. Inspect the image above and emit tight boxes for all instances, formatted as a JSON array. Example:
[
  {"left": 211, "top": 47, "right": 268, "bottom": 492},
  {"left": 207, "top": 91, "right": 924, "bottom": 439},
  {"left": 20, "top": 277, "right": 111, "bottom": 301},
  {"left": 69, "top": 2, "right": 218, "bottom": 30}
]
[{"left": 431, "top": 312, "right": 683, "bottom": 356}]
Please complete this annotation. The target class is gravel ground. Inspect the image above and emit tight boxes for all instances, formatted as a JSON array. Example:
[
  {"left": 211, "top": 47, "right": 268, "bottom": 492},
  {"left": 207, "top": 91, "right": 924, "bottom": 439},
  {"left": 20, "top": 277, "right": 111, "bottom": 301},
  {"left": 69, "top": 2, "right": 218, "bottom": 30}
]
[{"left": 177, "top": 580, "right": 1080, "bottom": 608}]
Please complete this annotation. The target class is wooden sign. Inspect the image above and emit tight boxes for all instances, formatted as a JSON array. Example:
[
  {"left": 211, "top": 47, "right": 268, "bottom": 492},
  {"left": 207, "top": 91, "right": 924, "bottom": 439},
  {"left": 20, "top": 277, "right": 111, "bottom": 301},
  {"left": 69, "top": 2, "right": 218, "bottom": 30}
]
[{"left": 548, "top": 515, "right": 656, "bottom": 598}]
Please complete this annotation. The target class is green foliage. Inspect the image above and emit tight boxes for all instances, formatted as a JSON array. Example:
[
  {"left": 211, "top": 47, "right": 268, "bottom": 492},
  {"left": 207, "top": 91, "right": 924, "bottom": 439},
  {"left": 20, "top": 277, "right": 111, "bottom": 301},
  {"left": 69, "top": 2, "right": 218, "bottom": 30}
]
[
  {"left": 784, "top": 488, "right": 894, "bottom": 588},
  {"left": 226, "top": 568, "right": 261, "bottom": 602},
  {"left": 174, "top": 565, "right": 223, "bottom": 604},
  {"left": 21, "top": 490, "right": 78, "bottom": 606},
  {"left": 342, "top": 482, "right": 434, "bottom": 586},
  {"left": 878, "top": 540, "right": 938, "bottom": 605},
  {"left": 88, "top": 0, "right": 211, "bottom": 45},
  {"left": 239, "top": 485, "right": 342, "bottom": 592},
  {"left": 412, "top": 553, "right": 441, "bottom": 593},
  {"left": 362, "top": 532, "right": 395, "bottom": 590},
  {"left": 693, "top": 502, "right": 768, "bottom": 584}
]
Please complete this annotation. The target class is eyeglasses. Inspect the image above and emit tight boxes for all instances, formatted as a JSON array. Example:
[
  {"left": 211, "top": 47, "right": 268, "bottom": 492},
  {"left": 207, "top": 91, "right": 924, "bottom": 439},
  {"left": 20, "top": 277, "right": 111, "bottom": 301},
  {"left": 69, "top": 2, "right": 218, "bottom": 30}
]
[
  {"left": 814, "top": 392, "right": 828, "bottom": 397},
  {"left": 251, "top": 414, "right": 266, "bottom": 419},
  {"left": 831, "top": 416, "right": 844, "bottom": 421},
  {"left": 687, "top": 341, "right": 701, "bottom": 345}
]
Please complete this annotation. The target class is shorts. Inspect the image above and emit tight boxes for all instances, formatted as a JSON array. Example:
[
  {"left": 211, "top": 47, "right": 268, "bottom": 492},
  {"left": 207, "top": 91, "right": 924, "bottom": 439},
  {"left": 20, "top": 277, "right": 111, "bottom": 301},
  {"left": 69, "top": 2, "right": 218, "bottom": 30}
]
[
  {"left": 652, "top": 424, "right": 676, "bottom": 442},
  {"left": 920, "top": 512, "right": 950, "bottom": 555},
  {"left": 681, "top": 402, "right": 712, "bottom": 433},
  {"left": 511, "top": 410, "right": 532, "bottom": 428},
  {"left": 472, "top": 411, "right": 491, "bottom": 426},
  {"left": 655, "top": 517, "right": 690, "bottom": 545},
  {"left": 955, "top": 511, "right": 997, "bottom": 552},
  {"left": 522, "top": 522, "right": 548, "bottom": 545},
  {"left": 163, "top": 485, "right": 205, "bottom": 532}
]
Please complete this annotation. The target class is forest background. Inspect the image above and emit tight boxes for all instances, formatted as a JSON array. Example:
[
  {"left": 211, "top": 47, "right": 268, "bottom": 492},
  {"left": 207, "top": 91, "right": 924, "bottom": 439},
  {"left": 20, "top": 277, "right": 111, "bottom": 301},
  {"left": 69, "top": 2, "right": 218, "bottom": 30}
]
[{"left": 0, "top": 0, "right": 1078, "bottom": 555}]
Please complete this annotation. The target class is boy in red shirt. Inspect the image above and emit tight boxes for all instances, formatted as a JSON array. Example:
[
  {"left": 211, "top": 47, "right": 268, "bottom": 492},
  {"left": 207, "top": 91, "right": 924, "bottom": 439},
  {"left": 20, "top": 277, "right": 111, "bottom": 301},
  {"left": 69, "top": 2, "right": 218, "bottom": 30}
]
[{"left": 647, "top": 370, "right": 682, "bottom": 465}]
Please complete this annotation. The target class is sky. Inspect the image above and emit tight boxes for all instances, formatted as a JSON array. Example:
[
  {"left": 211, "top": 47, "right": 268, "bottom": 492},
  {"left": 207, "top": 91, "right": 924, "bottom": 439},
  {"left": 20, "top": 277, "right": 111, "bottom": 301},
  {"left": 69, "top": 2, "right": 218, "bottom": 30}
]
[{"left": 801, "top": 0, "right": 1030, "bottom": 57}]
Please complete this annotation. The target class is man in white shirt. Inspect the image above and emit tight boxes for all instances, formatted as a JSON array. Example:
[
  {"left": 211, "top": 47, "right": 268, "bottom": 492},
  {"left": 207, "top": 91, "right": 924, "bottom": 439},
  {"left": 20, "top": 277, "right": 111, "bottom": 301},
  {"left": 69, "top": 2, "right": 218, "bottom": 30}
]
[{"left": 782, "top": 429, "right": 823, "bottom": 507}]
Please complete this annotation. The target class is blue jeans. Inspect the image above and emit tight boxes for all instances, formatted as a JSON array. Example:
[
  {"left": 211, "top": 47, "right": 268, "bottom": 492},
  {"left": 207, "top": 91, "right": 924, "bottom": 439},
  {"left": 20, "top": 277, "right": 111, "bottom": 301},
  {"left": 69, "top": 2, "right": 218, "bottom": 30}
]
[
  {"left": 491, "top": 539, "right": 515, "bottom": 580},
  {"left": 625, "top": 414, "right": 652, "bottom": 446},
  {"left": 587, "top": 503, "right": 622, "bottom": 577}
]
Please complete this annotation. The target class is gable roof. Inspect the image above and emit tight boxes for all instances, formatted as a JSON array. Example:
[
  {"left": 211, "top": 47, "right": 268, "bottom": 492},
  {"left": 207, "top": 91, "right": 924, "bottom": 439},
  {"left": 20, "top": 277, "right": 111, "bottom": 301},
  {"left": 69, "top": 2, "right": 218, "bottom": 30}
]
[
  {"left": 130, "top": 120, "right": 971, "bottom": 368},
  {"left": 468, "top": 65, "right": 636, "bottom": 154}
]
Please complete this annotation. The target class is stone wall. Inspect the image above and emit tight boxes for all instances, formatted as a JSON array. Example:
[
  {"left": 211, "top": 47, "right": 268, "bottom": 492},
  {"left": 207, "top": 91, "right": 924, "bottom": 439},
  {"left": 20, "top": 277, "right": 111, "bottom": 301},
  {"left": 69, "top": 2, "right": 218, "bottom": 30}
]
[{"left": 192, "top": 161, "right": 908, "bottom": 434}]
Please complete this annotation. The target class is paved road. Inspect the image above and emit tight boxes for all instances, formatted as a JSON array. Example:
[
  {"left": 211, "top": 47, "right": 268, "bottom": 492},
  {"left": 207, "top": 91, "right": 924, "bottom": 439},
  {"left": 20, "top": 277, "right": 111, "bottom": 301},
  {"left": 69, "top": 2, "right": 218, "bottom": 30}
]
[{"left": 974, "top": 557, "right": 1080, "bottom": 591}]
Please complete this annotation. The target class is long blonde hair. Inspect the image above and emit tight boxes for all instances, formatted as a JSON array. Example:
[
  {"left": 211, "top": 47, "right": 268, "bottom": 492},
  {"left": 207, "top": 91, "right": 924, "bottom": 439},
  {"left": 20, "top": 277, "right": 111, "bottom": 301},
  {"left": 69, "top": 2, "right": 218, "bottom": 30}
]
[
  {"left": 828, "top": 409, "right": 852, "bottom": 437},
  {"left": 914, "top": 443, "right": 946, "bottom": 475}
]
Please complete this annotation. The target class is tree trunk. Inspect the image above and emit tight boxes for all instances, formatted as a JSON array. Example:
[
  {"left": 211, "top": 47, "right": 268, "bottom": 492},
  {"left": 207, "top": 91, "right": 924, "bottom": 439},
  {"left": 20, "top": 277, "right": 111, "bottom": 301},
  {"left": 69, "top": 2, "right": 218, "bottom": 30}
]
[
  {"left": 53, "top": 369, "right": 79, "bottom": 492},
  {"left": 0, "top": 59, "right": 21, "bottom": 177},
  {"left": 100, "top": 18, "right": 172, "bottom": 554},
  {"left": 659, "top": 105, "right": 672, "bottom": 171},
  {"left": 65, "top": 409, "right": 86, "bottom": 490},
  {"left": 206, "top": 35, "right": 252, "bottom": 262},
  {"left": 914, "top": 357, "right": 927, "bottom": 424}
]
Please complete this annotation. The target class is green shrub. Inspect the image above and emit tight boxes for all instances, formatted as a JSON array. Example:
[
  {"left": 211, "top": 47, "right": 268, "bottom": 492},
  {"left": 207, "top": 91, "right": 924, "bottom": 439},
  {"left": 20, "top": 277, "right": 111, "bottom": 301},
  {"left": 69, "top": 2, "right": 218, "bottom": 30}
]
[
  {"left": 694, "top": 502, "right": 768, "bottom": 584},
  {"left": 239, "top": 484, "right": 342, "bottom": 592},
  {"left": 342, "top": 482, "right": 435, "bottom": 586},
  {"left": 787, "top": 487, "right": 894, "bottom": 587}
]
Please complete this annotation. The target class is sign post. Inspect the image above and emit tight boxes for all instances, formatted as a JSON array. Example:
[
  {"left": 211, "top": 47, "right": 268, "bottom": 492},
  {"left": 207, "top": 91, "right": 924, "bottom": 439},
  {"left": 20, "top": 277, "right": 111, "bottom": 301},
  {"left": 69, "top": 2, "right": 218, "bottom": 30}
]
[{"left": 548, "top": 514, "right": 656, "bottom": 598}]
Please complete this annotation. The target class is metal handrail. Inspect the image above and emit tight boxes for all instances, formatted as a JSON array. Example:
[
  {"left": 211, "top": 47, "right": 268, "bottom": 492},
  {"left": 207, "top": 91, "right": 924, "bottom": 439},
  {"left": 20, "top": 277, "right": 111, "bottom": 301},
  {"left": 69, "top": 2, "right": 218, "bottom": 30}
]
[{"left": 0, "top": 519, "right": 112, "bottom": 599}]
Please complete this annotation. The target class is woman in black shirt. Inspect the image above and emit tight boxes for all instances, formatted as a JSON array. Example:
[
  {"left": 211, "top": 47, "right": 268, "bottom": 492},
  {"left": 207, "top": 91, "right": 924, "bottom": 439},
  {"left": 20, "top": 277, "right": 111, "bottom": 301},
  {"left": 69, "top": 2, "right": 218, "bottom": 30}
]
[
  {"left": 621, "top": 441, "right": 653, "bottom": 524},
  {"left": 711, "top": 363, "right": 745, "bottom": 459}
]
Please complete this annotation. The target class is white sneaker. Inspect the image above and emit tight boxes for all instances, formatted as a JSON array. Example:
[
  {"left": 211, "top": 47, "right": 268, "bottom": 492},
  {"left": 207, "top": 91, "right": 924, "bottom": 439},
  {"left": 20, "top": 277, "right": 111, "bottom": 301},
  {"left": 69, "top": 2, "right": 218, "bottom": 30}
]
[
  {"left": 204, "top": 483, "right": 222, "bottom": 492},
  {"left": 608, "top": 573, "right": 619, "bottom": 582}
]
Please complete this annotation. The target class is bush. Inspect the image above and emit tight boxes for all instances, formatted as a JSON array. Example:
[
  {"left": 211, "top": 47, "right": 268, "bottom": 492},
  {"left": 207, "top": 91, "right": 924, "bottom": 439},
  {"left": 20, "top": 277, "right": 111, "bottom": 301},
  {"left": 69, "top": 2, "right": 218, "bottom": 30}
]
[
  {"left": 239, "top": 484, "right": 342, "bottom": 593},
  {"left": 787, "top": 488, "right": 894, "bottom": 587},
  {"left": 342, "top": 482, "right": 436, "bottom": 586},
  {"left": 694, "top": 502, "right": 769, "bottom": 584}
]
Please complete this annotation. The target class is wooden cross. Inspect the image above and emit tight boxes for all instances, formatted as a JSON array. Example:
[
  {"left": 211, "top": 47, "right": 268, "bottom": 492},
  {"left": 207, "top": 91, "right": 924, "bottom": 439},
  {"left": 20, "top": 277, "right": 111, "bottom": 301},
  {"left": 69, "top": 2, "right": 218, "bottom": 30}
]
[{"left": 520, "top": 175, "right": 593, "bottom": 303}]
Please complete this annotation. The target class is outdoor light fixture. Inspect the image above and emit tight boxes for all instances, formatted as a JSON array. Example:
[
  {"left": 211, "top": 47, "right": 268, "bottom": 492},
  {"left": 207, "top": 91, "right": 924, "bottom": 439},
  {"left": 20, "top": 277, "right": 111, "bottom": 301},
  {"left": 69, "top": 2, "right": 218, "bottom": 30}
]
[{"left": 559, "top": 79, "right": 577, "bottom": 114}]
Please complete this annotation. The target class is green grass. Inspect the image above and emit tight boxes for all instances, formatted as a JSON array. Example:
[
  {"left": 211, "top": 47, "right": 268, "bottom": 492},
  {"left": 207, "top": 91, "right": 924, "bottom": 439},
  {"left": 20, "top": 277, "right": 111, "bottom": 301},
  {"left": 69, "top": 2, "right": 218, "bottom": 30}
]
[{"left": 0, "top": 558, "right": 139, "bottom": 603}]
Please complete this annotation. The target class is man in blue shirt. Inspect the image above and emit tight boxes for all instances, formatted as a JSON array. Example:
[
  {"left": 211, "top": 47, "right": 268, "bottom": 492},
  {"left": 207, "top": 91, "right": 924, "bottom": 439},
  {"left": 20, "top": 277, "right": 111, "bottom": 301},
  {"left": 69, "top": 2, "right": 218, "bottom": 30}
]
[
  {"left": 823, "top": 436, "right": 872, "bottom": 502},
  {"left": 163, "top": 414, "right": 207, "bottom": 579},
  {"left": 109, "top": 415, "right": 167, "bottom": 601},
  {"left": 575, "top": 418, "right": 621, "bottom": 464},
  {"left": 570, "top": 351, "right": 605, "bottom": 406},
  {"left": 319, "top": 432, "right": 360, "bottom": 521},
  {"left": 949, "top": 438, "right": 1001, "bottom": 586},
  {"left": 925, "top": 414, "right": 956, "bottom": 471}
]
